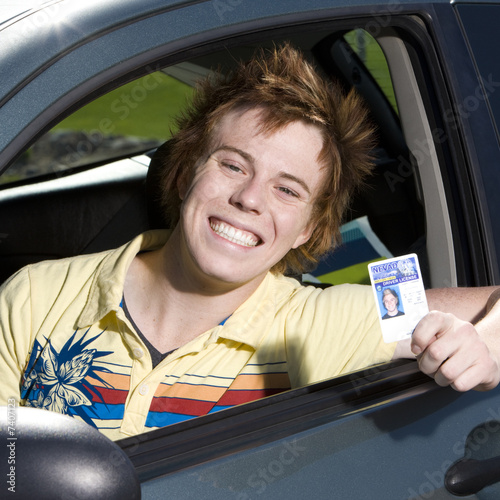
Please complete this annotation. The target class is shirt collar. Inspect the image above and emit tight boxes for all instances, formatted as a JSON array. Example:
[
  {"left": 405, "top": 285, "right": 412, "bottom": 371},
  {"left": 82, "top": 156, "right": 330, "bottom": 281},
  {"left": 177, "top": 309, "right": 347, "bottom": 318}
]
[
  {"left": 76, "top": 230, "right": 169, "bottom": 327},
  {"left": 215, "top": 272, "right": 278, "bottom": 350}
]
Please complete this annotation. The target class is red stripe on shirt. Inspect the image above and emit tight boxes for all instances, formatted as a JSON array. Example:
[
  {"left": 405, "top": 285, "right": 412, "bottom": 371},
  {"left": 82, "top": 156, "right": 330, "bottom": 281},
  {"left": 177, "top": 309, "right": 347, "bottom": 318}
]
[
  {"left": 89, "top": 386, "right": 128, "bottom": 404},
  {"left": 150, "top": 396, "right": 215, "bottom": 416}
]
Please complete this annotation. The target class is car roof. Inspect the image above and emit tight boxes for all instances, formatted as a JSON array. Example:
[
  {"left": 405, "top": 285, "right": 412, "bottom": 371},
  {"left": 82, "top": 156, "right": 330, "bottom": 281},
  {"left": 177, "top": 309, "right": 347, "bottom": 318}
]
[
  {"left": 0, "top": 1, "right": 48, "bottom": 27},
  {"left": 0, "top": 0, "right": 496, "bottom": 39}
]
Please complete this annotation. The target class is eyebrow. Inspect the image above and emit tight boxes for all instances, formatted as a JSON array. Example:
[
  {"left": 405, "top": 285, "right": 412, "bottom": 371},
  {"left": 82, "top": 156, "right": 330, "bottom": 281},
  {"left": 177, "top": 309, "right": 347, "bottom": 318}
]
[
  {"left": 212, "top": 145, "right": 312, "bottom": 195},
  {"left": 211, "top": 145, "right": 254, "bottom": 163},
  {"left": 277, "top": 171, "right": 311, "bottom": 195}
]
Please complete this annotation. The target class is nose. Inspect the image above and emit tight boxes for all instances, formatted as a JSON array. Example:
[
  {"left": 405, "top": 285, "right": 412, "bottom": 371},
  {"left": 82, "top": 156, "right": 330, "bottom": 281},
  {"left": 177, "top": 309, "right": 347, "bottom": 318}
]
[{"left": 230, "top": 177, "right": 265, "bottom": 214}]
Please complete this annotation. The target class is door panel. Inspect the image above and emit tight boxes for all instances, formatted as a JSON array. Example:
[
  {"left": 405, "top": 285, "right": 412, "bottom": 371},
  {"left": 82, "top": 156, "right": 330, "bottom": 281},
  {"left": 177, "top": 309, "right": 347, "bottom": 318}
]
[{"left": 140, "top": 385, "right": 500, "bottom": 499}]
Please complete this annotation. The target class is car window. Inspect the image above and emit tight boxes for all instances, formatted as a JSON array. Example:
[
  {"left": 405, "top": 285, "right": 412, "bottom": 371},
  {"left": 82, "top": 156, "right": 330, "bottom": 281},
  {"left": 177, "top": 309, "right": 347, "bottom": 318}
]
[
  {"left": 0, "top": 13, "right": 462, "bottom": 434},
  {"left": 344, "top": 29, "right": 398, "bottom": 114},
  {"left": 1, "top": 28, "right": 411, "bottom": 288},
  {"left": 0, "top": 72, "right": 193, "bottom": 185},
  {"left": 0, "top": 23, "right": 440, "bottom": 335}
]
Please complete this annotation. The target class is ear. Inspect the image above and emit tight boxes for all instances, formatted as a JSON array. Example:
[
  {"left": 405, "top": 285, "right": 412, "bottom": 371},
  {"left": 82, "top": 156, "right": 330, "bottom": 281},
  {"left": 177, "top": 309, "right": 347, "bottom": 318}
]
[
  {"left": 177, "top": 173, "right": 190, "bottom": 201},
  {"left": 291, "top": 223, "right": 315, "bottom": 249}
]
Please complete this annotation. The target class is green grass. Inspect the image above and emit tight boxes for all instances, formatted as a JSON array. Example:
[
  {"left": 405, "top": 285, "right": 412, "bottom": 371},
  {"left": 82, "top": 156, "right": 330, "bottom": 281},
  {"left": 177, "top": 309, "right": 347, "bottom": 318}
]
[
  {"left": 344, "top": 30, "right": 398, "bottom": 112},
  {"left": 54, "top": 72, "right": 194, "bottom": 140}
]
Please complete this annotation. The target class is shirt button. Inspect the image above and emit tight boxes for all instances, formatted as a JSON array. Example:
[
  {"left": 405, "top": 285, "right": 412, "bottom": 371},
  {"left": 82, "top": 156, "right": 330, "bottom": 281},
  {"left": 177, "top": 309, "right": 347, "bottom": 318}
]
[
  {"left": 133, "top": 348, "right": 144, "bottom": 359},
  {"left": 138, "top": 384, "right": 149, "bottom": 396}
]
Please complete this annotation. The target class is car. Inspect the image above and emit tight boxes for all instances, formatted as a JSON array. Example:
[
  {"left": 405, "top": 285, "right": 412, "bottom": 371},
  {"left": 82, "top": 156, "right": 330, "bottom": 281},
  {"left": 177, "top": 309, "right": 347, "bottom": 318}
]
[{"left": 1, "top": 0, "right": 500, "bottom": 498}]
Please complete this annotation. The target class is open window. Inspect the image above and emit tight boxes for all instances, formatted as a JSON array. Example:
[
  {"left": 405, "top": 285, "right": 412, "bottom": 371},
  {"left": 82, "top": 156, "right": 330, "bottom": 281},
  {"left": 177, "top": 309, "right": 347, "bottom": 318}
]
[{"left": 0, "top": 10, "right": 467, "bottom": 432}]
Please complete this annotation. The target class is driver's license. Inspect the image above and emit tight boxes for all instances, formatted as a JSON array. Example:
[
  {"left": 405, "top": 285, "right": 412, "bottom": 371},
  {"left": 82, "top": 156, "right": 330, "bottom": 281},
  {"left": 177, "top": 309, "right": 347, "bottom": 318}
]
[{"left": 368, "top": 254, "right": 429, "bottom": 343}]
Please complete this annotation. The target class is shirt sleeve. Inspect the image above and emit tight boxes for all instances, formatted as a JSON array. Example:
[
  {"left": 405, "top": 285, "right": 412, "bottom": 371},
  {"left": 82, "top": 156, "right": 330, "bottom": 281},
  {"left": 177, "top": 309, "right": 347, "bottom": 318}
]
[
  {"left": 285, "top": 283, "right": 397, "bottom": 388},
  {"left": 0, "top": 268, "right": 33, "bottom": 405}
]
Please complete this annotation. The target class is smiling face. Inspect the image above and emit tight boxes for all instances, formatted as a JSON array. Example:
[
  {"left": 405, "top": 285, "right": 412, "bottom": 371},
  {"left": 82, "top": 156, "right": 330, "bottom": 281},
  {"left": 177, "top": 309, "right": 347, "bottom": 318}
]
[
  {"left": 383, "top": 290, "right": 399, "bottom": 314},
  {"left": 174, "top": 107, "right": 326, "bottom": 290}
]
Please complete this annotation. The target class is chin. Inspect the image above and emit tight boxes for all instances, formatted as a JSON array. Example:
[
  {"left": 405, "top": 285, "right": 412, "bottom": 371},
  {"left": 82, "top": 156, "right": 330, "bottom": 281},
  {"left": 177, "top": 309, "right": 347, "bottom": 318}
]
[
  {"left": 210, "top": 270, "right": 254, "bottom": 285},
  {"left": 202, "top": 264, "right": 265, "bottom": 287}
]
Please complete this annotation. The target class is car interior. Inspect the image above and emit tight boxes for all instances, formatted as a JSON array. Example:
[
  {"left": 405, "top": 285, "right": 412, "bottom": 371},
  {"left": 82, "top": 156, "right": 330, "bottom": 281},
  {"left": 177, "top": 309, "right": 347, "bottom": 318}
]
[{"left": 0, "top": 25, "right": 454, "bottom": 293}]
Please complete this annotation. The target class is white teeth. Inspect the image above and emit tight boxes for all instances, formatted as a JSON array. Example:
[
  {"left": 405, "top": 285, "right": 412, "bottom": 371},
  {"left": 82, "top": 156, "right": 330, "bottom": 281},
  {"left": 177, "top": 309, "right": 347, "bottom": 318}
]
[{"left": 210, "top": 220, "right": 259, "bottom": 247}]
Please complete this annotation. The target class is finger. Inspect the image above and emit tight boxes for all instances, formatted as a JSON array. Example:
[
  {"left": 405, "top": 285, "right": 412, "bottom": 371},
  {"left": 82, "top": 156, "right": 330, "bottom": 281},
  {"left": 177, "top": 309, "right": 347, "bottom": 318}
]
[
  {"left": 448, "top": 362, "right": 497, "bottom": 392},
  {"left": 411, "top": 311, "right": 453, "bottom": 356},
  {"left": 416, "top": 332, "right": 462, "bottom": 376},
  {"left": 432, "top": 344, "right": 483, "bottom": 388},
  {"left": 450, "top": 366, "right": 486, "bottom": 392},
  {"left": 416, "top": 321, "right": 479, "bottom": 377}
]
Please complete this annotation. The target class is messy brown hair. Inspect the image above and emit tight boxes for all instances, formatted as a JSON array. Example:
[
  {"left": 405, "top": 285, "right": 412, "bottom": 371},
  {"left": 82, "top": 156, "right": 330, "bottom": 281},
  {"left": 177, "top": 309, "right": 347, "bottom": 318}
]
[{"left": 159, "top": 43, "right": 375, "bottom": 275}]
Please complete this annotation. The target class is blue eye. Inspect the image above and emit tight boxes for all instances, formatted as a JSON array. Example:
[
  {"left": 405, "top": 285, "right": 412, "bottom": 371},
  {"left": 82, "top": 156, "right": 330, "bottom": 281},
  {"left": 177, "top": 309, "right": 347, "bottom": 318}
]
[
  {"left": 278, "top": 186, "right": 299, "bottom": 197},
  {"left": 220, "top": 161, "right": 243, "bottom": 173}
]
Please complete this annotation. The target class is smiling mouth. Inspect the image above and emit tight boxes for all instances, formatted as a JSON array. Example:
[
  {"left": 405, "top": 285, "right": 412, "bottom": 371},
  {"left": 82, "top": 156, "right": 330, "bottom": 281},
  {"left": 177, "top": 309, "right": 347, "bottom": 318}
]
[{"left": 210, "top": 219, "right": 261, "bottom": 247}]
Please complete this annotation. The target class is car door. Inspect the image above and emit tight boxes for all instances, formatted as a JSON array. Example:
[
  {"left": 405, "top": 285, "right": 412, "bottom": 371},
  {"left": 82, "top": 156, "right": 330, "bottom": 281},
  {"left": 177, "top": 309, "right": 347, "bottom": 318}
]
[
  {"left": 122, "top": 361, "right": 500, "bottom": 499},
  {"left": 2, "top": 1, "right": 500, "bottom": 498}
]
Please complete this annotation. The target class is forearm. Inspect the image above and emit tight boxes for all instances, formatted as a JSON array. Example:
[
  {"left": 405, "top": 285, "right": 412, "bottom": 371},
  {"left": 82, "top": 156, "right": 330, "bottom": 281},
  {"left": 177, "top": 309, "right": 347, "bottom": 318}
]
[{"left": 426, "top": 286, "right": 500, "bottom": 324}]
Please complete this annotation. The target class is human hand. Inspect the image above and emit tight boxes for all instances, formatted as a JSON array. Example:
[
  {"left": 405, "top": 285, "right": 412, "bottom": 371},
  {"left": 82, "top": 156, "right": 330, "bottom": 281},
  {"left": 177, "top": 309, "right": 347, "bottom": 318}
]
[{"left": 411, "top": 310, "right": 500, "bottom": 392}]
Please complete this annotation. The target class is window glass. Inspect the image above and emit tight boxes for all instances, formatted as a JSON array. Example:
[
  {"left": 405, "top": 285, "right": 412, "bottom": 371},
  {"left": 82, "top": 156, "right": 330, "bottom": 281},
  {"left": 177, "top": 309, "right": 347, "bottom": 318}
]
[
  {"left": 344, "top": 29, "right": 398, "bottom": 113},
  {"left": 456, "top": 4, "right": 500, "bottom": 142},
  {"left": 0, "top": 72, "right": 193, "bottom": 185}
]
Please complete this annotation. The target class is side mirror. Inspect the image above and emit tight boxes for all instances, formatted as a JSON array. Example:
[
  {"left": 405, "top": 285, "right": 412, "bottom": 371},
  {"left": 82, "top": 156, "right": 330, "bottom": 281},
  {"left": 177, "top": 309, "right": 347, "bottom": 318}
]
[{"left": 0, "top": 405, "right": 141, "bottom": 499}]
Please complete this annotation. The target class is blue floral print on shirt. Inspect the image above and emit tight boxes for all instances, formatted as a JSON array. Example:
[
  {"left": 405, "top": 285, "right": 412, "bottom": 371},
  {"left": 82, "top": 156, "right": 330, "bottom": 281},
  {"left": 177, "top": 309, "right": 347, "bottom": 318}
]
[{"left": 21, "top": 329, "right": 113, "bottom": 428}]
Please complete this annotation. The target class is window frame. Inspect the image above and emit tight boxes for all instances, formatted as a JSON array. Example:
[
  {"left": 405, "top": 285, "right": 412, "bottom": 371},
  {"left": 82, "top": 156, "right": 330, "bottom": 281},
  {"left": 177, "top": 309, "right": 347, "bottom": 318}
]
[{"left": 105, "top": 6, "right": 497, "bottom": 477}]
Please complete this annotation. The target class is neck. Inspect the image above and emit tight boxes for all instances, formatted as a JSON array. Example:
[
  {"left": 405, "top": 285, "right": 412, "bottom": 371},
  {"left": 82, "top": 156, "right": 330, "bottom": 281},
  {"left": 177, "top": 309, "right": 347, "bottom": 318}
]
[{"left": 123, "top": 229, "right": 266, "bottom": 352}]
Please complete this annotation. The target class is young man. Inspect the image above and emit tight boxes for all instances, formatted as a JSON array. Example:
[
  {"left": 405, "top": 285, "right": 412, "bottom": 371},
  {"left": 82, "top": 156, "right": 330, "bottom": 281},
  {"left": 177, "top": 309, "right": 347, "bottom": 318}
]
[{"left": 1, "top": 45, "right": 499, "bottom": 441}]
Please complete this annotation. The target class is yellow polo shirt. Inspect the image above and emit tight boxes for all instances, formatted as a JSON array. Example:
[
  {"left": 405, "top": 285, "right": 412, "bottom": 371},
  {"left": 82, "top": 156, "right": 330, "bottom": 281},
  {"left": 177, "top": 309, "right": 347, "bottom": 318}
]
[{"left": 0, "top": 231, "right": 395, "bottom": 440}]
